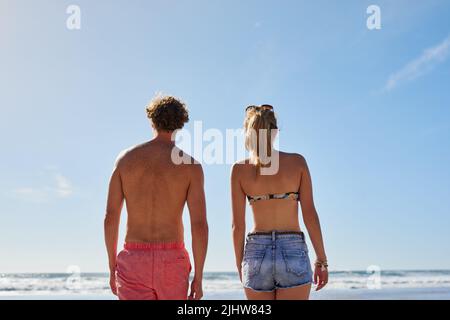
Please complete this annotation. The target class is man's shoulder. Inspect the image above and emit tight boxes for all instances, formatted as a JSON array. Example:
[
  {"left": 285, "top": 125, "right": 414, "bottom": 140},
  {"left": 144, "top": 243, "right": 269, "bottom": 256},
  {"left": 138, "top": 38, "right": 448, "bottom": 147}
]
[
  {"left": 172, "top": 147, "right": 202, "bottom": 166},
  {"left": 114, "top": 143, "right": 148, "bottom": 167},
  {"left": 172, "top": 149, "right": 203, "bottom": 181}
]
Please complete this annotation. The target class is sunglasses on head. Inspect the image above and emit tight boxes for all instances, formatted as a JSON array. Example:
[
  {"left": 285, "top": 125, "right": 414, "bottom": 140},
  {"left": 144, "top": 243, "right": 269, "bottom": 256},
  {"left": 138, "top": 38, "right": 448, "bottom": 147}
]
[{"left": 245, "top": 104, "right": 274, "bottom": 112}]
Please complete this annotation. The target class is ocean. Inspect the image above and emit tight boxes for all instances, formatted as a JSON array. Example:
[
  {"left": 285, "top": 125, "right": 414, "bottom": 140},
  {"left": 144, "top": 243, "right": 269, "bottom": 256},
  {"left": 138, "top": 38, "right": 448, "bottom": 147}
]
[{"left": 1, "top": 270, "right": 450, "bottom": 300}]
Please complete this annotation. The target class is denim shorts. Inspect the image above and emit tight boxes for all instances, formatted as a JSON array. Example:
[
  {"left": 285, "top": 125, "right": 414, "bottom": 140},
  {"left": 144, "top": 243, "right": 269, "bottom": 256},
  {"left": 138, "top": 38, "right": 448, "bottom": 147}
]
[{"left": 241, "top": 231, "right": 313, "bottom": 292}]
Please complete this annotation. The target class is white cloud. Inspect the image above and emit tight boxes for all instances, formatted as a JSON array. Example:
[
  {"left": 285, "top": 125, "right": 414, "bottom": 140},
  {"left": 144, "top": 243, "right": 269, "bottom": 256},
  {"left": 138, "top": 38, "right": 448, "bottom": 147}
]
[
  {"left": 254, "top": 21, "right": 262, "bottom": 28},
  {"left": 54, "top": 174, "right": 73, "bottom": 198},
  {"left": 384, "top": 35, "right": 450, "bottom": 91},
  {"left": 12, "top": 187, "right": 50, "bottom": 203},
  {"left": 12, "top": 172, "right": 73, "bottom": 202}
]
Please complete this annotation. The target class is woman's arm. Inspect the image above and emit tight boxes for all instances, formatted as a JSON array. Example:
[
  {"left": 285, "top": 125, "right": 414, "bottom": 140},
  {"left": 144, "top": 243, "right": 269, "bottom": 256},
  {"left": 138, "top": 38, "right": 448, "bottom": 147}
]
[
  {"left": 299, "top": 156, "right": 328, "bottom": 290},
  {"left": 231, "top": 163, "right": 246, "bottom": 280}
]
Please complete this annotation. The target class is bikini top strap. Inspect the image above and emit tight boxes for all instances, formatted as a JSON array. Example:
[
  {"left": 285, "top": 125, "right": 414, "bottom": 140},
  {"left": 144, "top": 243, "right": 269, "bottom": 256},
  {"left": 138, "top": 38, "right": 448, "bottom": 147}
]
[{"left": 247, "top": 192, "right": 299, "bottom": 205}]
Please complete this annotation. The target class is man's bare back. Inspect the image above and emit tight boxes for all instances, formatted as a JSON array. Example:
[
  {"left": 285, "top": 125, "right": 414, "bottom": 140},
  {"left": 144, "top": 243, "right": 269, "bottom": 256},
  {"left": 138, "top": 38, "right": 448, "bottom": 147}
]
[
  {"left": 105, "top": 96, "right": 208, "bottom": 300},
  {"left": 115, "top": 140, "right": 200, "bottom": 243}
]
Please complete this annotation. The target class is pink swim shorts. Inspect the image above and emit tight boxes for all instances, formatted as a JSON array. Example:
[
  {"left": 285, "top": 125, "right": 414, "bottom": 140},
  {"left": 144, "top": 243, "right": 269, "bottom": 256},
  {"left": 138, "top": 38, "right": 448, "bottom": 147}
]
[{"left": 115, "top": 241, "right": 191, "bottom": 300}]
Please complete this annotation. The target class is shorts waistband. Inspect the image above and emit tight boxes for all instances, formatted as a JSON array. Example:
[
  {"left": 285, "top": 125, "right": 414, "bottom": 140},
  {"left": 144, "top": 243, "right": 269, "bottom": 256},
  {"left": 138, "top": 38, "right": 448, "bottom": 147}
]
[
  {"left": 247, "top": 231, "right": 305, "bottom": 240},
  {"left": 124, "top": 241, "right": 185, "bottom": 250}
]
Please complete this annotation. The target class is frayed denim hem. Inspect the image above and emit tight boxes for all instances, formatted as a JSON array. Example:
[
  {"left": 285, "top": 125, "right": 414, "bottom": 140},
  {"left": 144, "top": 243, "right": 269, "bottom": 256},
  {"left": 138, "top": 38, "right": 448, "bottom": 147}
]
[
  {"left": 275, "top": 281, "right": 312, "bottom": 290},
  {"left": 243, "top": 281, "right": 312, "bottom": 292},
  {"left": 242, "top": 284, "right": 276, "bottom": 293}
]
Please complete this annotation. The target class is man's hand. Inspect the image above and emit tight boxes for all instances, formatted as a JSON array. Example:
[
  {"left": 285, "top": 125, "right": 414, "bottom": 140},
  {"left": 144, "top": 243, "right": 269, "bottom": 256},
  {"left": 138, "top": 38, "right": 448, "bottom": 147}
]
[
  {"left": 188, "top": 277, "right": 203, "bottom": 300},
  {"left": 313, "top": 265, "right": 328, "bottom": 291},
  {"left": 109, "top": 271, "right": 117, "bottom": 296}
]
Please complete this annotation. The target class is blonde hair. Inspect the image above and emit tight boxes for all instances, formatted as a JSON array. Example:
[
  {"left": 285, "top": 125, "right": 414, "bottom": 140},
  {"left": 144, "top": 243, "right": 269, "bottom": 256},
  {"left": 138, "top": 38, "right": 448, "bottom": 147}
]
[{"left": 244, "top": 107, "right": 278, "bottom": 173}]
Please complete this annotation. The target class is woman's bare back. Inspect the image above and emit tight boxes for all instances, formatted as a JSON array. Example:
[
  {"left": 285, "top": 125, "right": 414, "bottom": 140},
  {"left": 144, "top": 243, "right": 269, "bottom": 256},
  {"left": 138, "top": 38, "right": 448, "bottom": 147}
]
[{"left": 236, "top": 152, "right": 306, "bottom": 232}]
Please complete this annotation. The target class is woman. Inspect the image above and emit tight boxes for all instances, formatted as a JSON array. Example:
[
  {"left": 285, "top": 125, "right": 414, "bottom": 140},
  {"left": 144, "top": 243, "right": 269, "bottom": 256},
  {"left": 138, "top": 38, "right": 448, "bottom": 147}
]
[{"left": 231, "top": 104, "right": 328, "bottom": 300}]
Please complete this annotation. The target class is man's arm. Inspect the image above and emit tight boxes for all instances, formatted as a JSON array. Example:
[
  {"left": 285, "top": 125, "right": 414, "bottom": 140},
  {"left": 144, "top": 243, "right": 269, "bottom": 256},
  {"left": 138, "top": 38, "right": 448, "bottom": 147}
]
[
  {"left": 231, "top": 163, "right": 246, "bottom": 281},
  {"left": 104, "top": 160, "right": 124, "bottom": 295},
  {"left": 186, "top": 164, "right": 208, "bottom": 300}
]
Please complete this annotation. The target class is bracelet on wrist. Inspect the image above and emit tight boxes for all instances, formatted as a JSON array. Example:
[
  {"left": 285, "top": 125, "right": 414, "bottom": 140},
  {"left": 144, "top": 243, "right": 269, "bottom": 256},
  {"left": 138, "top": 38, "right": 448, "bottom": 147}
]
[{"left": 314, "top": 260, "right": 328, "bottom": 270}]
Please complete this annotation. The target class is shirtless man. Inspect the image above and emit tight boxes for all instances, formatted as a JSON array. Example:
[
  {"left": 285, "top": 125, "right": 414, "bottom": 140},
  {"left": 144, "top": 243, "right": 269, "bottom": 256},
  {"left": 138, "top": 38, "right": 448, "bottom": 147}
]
[{"left": 104, "top": 95, "right": 208, "bottom": 300}]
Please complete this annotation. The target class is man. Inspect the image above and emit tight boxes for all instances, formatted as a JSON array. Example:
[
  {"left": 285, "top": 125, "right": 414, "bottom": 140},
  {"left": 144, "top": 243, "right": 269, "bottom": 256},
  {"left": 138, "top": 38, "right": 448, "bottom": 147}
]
[{"left": 104, "top": 95, "right": 208, "bottom": 300}]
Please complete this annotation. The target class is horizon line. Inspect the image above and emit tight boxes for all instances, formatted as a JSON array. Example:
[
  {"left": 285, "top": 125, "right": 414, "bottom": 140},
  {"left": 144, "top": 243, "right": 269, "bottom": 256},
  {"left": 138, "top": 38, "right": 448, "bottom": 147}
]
[{"left": 2, "top": 268, "right": 450, "bottom": 275}]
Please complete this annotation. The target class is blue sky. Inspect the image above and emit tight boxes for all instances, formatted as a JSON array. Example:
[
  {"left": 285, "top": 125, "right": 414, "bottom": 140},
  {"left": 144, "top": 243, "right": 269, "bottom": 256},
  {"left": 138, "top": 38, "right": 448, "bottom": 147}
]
[{"left": 1, "top": 0, "right": 450, "bottom": 273}]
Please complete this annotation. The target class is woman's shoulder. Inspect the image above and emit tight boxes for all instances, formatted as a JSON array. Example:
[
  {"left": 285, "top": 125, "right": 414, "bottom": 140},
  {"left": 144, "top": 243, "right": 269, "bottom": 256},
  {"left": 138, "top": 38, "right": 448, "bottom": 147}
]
[
  {"left": 230, "top": 159, "right": 253, "bottom": 177},
  {"left": 279, "top": 151, "right": 307, "bottom": 165},
  {"left": 231, "top": 158, "right": 252, "bottom": 169}
]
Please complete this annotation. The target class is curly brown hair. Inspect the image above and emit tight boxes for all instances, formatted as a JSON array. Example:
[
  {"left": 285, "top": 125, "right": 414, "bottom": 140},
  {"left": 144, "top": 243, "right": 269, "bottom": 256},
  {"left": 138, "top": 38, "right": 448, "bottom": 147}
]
[{"left": 146, "top": 95, "right": 189, "bottom": 132}]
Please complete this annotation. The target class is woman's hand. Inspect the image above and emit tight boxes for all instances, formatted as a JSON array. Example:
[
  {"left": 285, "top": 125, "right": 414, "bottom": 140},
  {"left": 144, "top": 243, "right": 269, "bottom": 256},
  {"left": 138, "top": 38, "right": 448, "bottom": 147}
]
[{"left": 313, "top": 265, "right": 328, "bottom": 291}]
